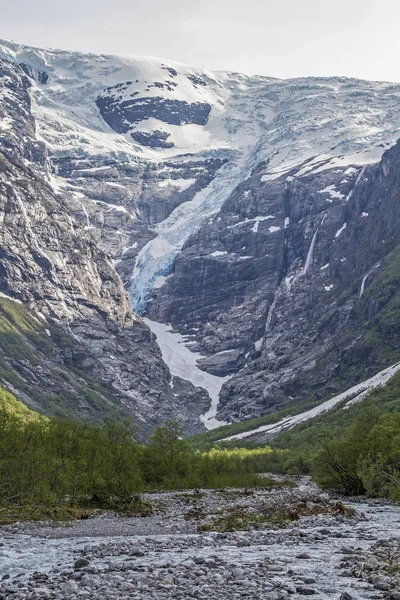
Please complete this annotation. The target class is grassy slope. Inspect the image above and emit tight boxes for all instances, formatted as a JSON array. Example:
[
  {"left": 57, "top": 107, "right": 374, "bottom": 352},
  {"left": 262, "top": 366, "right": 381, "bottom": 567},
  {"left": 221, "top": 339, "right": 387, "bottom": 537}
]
[
  {"left": 0, "top": 298, "right": 125, "bottom": 423},
  {"left": 0, "top": 386, "right": 42, "bottom": 420},
  {"left": 272, "top": 369, "right": 400, "bottom": 452}
]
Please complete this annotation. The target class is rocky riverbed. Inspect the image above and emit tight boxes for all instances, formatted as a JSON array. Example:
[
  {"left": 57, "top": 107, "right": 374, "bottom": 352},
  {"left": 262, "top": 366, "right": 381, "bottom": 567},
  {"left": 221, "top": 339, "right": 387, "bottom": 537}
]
[{"left": 0, "top": 481, "right": 399, "bottom": 600}]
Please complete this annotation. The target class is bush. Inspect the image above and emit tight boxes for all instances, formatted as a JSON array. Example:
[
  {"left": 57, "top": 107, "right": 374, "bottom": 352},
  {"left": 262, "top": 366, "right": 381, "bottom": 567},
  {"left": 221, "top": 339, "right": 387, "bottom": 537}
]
[{"left": 311, "top": 409, "right": 400, "bottom": 499}]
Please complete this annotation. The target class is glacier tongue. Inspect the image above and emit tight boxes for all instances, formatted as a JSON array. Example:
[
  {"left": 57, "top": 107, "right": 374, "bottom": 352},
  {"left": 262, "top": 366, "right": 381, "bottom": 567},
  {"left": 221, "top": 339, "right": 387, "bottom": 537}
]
[
  {"left": 144, "top": 318, "right": 229, "bottom": 429},
  {"left": 218, "top": 361, "right": 400, "bottom": 442},
  {"left": 130, "top": 149, "right": 261, "bottom": 312}
]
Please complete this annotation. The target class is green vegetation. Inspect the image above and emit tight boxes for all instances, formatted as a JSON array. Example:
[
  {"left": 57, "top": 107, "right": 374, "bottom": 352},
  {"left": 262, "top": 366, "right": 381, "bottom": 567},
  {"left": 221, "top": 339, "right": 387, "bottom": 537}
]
[
  {"left": 189, "top": 402, "right": 323, "bottom": 452},
  {"left": 143, "top": 422, "right": 285, "bottom": 490},
  {"left": 265, "top": 373, "right": 400, "bottom": 499},
  {"left": 0, "top": 298, "right": 127, "bottom": 423},
  {"left": 311, "top": 408, "right": 400, "bottom": 498},
  {"left": 0, "top": 387, "right": 41, "bottom": 421},
  {"left": 198, "top": 499, "right": 354, "bottom": 533},
  {"left": 0, "top": 413, "right": 284, "bottom": 524},
  {"left": 188, "top": 368, "right": 400, "bottom": 502}
]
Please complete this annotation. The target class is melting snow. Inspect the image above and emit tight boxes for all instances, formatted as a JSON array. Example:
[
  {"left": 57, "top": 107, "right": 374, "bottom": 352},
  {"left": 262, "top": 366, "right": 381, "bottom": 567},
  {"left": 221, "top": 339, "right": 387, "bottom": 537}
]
[
  {"left": 0, "top": 292, "right": 22, "bottom": 304},
  {"left": 158, "top": 178, "right": 196, "bottom": 191},
  {"left": 218, "top": 361, "right": 400, "bottom": 442},
  {"left": 335, "top": 223, "right": 347, "bottom": 238},
  {"left": 318, "top": 184, "right": 344, "bottom": 200},
  {"left": 144, "top": 318, "right": 229, "bottom": 429}
]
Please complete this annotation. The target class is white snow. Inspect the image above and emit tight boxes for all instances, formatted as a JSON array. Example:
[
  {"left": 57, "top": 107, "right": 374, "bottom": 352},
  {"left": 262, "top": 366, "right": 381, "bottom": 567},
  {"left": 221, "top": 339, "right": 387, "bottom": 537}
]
[
  {"left": 268, "top": 225, "right": 281, "bottom": 233},
  {"left": 254, "top": 337, "right": 263, "bottom": 351},
  {"left": 0, "top": 292, "right": 22, "bottom": 304},
  {"left": 105, "top": 181, "right": 126, "bottom": 189},
  {"left": 320, "top": 263, "right": 329, "bottom": 270},
  {"left": 361, "top": 211, "right": 369, "bottom": 217},
  {"left": 324, "top": 284, "right": 334, "bottom": 291},
  {"left": 210, "top": 250, "right": 228, "bottom": 257},
  {"left": 158, "top": 178, "right": 196, "bottom": 191},
  {"left": 3, "top": 40, "right": 400, "bottom": 314},
  {"left": 318, "top": 184, "right": 344, "bottom": 200},
  {"left": 153, "top": 274, "right": 172, "bottom": 289},
  {"left": 345, "top": 167, "right": 357, "bottom": 175},
  {"left": 229, "top": 215, "right": 275, "bottom": 231},
  {"left": 0, "top": 115, "right": 13, "bottom": 131},
  {"left": 218, "top": 361, "right": 400, "bottom": 442},
  {"left": 144, "top": 318, "right": 229, "bottom": 429},
  {"left": 335, "top": 223, "right": 347, "bottom": 238},
  {"left": 284, "top": 217, "right": 290, "bottom": 228}
]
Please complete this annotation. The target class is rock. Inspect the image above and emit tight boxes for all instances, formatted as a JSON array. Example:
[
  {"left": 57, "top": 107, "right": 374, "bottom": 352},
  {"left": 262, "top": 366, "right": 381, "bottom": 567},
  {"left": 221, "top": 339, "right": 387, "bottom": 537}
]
[
  {"left": 296, "top": 587, "right": 316, "bottom": 595},
  {"left": 296, "top": 553, "right": 311, "bottom": 559},
  {"left": 365, "top": 557, "right": 380, "bottom": 571},
  {"left": 374, "top": 579, "right": 392, "bottom": 591},
  {"left": 32, "top": 587, "right": 51, "bottom": 599},
  {"left": 339, "top": 593, "right": 353, "bottom": 600},
  {"left": 74, "top": 558, "right": 90, "bottom": 569},
  {"left": 0, "top": 57, "right": 209, "bottom": 436},
  {"left": 148, "top": 140, "right": 400, "bottom": 429}
]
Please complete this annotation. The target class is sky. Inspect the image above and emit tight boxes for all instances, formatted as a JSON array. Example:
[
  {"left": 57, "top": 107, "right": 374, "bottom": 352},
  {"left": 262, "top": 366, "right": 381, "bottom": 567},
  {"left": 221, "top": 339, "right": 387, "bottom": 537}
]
[{"left": 1, "top": 0, "right": 400, "bottom": 82}]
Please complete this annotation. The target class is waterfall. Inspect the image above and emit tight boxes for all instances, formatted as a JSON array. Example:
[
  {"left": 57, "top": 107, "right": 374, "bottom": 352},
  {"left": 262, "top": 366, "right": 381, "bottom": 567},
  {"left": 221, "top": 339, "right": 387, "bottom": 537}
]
[{"left": 302, "top": 228, "right": 319, "bottom": 275}]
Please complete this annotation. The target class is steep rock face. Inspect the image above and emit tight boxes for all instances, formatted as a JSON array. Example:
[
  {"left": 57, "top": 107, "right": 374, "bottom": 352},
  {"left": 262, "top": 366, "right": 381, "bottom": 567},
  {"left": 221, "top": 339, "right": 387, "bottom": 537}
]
[
  {"left": 0, "top": 58, "right": 208, "bottom": 434},
  {"left": 96, "top": 93, "right": 212, "bottom": 131},
  {"left": 2, "top": 39, "right": 400, "bottom": 430},
  {"left": 148, "top": 142, "right": 400, "bottom": 421}
]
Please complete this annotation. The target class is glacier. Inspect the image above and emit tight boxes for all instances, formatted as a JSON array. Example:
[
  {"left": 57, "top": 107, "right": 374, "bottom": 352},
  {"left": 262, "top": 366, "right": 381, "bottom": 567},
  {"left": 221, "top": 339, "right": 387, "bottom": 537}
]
[
  {"left": 2, "top": 39, "right": 400, "bottom": 315},
  {"left": 3, "top": 39, "right": 400, "bottom": 428}
]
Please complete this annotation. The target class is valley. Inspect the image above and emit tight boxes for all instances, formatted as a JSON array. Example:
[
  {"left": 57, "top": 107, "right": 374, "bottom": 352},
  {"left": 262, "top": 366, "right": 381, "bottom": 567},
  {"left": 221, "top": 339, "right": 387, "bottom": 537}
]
[{"left": 0, "top": 481, "right": 399, "bottom": 600}]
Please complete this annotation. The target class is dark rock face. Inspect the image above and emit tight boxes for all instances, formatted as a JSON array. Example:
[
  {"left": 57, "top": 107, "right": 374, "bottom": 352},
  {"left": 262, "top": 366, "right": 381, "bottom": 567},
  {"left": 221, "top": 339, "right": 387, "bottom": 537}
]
[
  {"left": 131, "top": 130, "right": 174, "bottom": 148},
  {"left": 19, "top": 62, "right": 49, "bottom": 84},
  {"left": 96, "top": 91, "right": 211, "bottom": 132},
  {"left": 0, "top": 61, "right": 46, "bottom": 165},
  {"left": 50, "top": 151, "right": 226, "bottom": 289},
  {"left": 148, "top": 142, "right": 400, "bottom": 422},
  {"left": 0, "top": 58, "right": 208, "bottom": 435}
]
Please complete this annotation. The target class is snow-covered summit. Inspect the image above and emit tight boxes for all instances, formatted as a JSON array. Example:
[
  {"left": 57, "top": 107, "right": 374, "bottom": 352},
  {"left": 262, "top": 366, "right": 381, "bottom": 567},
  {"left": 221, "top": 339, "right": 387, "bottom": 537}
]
[
  {"left": 1, "top": 38, "right": 400, "bottom": 167},
  {"left": 2, "top": 39, "right": 400, "bottom": 314}
]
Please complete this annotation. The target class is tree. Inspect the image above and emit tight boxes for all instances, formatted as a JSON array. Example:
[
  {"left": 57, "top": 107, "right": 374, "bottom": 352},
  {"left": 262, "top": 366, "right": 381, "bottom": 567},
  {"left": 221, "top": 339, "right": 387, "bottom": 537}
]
[{"left": 145, "top": 420, "right": 191, "bottom": 487}]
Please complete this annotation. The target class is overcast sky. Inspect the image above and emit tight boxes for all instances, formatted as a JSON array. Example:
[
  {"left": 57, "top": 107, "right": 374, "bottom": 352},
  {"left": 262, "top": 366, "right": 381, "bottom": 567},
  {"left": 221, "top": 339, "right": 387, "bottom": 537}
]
[{"left": 2, "top": 0, "right": 400, "bottom": 82}]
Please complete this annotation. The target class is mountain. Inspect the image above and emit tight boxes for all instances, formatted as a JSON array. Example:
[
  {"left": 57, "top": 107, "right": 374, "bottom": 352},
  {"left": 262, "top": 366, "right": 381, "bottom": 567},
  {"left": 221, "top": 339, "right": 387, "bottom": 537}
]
[
  {"left": 0, "top": 53, "right": 209, "bottom": 434},
  {"left": 1, "top": 39, "right": 400, "bottom": 432}
]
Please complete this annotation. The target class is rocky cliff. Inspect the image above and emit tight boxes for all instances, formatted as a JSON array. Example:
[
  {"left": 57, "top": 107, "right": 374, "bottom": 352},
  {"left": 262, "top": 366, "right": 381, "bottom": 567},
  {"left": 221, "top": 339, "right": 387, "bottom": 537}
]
[
  {"left": 149, "top": 143, "right": 400, "bottom": 421},
  {"left": 1, "top": 38, "right": 400, "bottom": 431},
  {"left": 0, "top": 57, "right": 209, "bottom": 434}
]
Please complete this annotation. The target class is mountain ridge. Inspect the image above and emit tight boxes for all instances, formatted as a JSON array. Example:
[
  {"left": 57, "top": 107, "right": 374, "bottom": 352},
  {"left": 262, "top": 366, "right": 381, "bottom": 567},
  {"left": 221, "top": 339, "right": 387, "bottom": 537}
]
[{"left": 1, "top": 39, "right": 400, "bottom": 432}]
